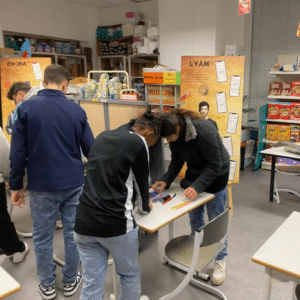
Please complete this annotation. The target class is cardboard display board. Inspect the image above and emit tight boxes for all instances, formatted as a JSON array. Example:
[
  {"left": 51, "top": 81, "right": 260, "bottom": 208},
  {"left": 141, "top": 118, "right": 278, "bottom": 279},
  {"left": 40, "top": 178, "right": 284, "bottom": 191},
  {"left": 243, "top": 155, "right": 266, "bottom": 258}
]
[
  {"left": 180, "top": 56, "right": 245, "bottom": 183},
  {"left": 1, "top": 57, "right": 51, "bottom": 141}
]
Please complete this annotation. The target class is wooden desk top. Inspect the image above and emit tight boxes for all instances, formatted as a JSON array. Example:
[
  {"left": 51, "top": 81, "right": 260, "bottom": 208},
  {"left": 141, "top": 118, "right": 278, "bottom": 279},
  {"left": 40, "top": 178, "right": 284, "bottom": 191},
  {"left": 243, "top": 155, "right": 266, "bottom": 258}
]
[
  {"left": 133, "top": 184, "right": 215, "bottom": 233},
  {"left": 0, "top": 267, "right": 21, "bottom": 299},
  {"left": 252, "top": 211, "right": 300, "bottom": 278},
  {"left": 260, "top": 146, "right": 300, "bottom": 160}
]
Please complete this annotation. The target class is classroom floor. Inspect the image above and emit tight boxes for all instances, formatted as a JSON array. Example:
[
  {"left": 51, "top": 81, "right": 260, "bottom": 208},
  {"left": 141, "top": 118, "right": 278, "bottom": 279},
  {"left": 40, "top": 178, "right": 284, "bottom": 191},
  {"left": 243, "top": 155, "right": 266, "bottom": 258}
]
[{"left": 1, "top": 165, "right": 300, "bottom": 300}]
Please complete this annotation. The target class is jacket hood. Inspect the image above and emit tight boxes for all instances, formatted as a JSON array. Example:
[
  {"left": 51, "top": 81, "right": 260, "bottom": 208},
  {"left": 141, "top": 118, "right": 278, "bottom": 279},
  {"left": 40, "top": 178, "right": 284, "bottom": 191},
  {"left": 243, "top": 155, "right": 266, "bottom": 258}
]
[{"left": 184, "top": 117, "right": 197, "bottom": 142}]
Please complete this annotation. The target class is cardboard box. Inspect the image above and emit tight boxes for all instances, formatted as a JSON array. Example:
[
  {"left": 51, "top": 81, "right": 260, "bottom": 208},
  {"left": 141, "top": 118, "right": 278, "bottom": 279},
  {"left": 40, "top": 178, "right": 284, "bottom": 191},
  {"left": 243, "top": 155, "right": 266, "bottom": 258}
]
[
  {"left": 0, "top": 48, "right": 14, "bottom": 54},
  {"left": 291, "top": 103, "right": 300, "bottom": 120},
  {"left": 266, "top": 124, "right": 278, "bottom": 141},
  {"left": 281, "top": 82, "right": 292, "bottom": 96},
  {"left": 290, "top": 125, "right": 300, "bottom": 142},
  {"left": 268, "top": 103, "right": 281, "bottom": 119},
  {"left": 292, "top": 81, "right": 300, "bottom": 96},
  {"left": 277, "top": 125, "right": 290, "bottom": 141},
  {"left": 269, "top": 82, "right": 281, "bottom": 96},
  {"left": 279, "top": 104, "right": 291, "bottom": 120}
]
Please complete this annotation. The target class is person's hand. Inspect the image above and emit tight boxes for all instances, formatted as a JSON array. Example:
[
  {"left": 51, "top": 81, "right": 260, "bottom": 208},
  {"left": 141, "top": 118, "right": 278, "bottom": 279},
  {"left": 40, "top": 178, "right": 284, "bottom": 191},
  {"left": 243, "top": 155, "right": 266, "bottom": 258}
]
[
  {"left": 11, "top": 190, "right": 25, "bottom": 208},
  {"left": 183, "top": 187, "right": 198, "bottom": 201},
  {"left": 152, "top": 181, "right": 167, "bottom": 193},
  {"left": 149, "top": 202, "right": 153, "bottom": 210}
]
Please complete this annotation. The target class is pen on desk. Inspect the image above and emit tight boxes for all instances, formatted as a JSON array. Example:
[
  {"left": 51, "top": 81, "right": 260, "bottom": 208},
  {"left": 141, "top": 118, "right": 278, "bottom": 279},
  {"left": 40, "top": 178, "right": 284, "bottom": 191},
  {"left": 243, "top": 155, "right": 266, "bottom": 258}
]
[{"left": 171, "top": 201, "right": 191, "bottom": 210}]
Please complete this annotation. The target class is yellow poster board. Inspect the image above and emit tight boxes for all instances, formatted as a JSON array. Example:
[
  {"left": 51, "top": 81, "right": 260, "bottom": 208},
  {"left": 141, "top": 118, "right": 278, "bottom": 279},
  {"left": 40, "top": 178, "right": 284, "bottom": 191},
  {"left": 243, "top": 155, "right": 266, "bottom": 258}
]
[
  {"left": 180, "top": 56, "right": 245, "bottom": 184},
  {"left": 1, "top": 57, "right": 51, "bottom": 141}
]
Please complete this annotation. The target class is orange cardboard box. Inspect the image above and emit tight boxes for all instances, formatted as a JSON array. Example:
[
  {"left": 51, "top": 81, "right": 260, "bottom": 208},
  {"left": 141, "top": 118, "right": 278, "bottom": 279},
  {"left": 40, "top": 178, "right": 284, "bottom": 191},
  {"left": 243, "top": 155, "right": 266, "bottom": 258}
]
[{"left": 279, "top": 104, "right": 291, "bottom": 120}]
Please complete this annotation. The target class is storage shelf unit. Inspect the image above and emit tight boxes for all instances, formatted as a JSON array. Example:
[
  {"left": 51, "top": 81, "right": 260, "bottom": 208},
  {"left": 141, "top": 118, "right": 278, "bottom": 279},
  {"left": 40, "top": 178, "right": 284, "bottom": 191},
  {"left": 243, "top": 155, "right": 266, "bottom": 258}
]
[
  {"left": 3, "top": 31, "right": 87, "bottom": 77},
  {"left": 266, "top": 119, "right": 300, "bottom": 124},
  {"left": 268, "top": 95, "right": 300, "bottom": 100}
]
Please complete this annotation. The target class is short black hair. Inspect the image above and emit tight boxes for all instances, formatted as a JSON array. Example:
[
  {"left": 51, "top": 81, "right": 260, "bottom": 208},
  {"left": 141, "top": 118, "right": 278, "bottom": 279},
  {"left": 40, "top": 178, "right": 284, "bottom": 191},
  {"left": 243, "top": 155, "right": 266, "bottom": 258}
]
[
  {"left": 199, "top": 101, "right": 210, "bottom": 111},
  {"left": 44, "top": 65, "right": 69, "bottom": 86},
  {"left": 7, "top": 82, "right": 31, "bottom": 100}
]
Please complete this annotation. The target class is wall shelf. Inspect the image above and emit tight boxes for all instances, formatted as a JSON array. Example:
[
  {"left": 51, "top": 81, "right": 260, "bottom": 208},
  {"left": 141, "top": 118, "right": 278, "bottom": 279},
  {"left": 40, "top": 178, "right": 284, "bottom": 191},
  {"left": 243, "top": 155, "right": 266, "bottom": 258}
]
[
  {"left": 268, "top": 95, "right": 300, "bottom": 100},
  {"left": 266, "top": 119, "right": 300, "bottom": 124}
]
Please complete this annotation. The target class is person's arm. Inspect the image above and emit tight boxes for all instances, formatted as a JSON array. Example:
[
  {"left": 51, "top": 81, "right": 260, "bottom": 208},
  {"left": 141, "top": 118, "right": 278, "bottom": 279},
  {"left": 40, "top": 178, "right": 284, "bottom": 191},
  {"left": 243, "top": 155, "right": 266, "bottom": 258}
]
[
  {"left": 189, "top": 133, "right": 222, "bottom": 194},
  {"left": 80, "top": 114, "right": 94, "bottom": 158},
  {"left": 5, "top": 112, "right": 14, "bottom": 135},
  {"left": 0, "top": 127, "right": 10, "bottom": 179},
  {"left": 9, "top": 106, "right": 28, "bottom": 191},
  {"left": 159, "top": 143, "right": 185, "bottom": 188},
  {"left": 131, "top": 145, "right": 151, "bottom": 213}
]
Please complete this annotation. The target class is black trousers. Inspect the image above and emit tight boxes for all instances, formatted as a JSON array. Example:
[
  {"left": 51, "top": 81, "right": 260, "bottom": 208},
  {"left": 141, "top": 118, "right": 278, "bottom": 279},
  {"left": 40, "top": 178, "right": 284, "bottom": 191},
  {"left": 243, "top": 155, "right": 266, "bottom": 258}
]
[{"left": 0, "top": 182, "right": 25, "bottom": 255}]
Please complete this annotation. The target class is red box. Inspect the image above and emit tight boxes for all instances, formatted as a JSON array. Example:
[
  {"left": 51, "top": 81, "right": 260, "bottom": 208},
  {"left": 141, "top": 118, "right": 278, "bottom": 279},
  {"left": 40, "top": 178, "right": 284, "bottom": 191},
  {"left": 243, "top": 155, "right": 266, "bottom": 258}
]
[
  {"left": 279, "top": 104, "right": 291, "bottom": 120},
  {"left": 268, "top": 103, "right": 281, "bottom": 119},
  {"left": 291, "top": 103, "right": 300, "bottom": 120},
  {"left": 292, "top": 81, "right": 300, "bottom": 96}
]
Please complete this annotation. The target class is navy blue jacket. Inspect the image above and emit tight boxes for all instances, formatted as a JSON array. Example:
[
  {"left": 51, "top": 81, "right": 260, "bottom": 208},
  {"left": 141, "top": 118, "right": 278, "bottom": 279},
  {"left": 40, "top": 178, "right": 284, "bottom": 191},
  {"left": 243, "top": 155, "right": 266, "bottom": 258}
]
[{"left": 9, "top": 89, "right": 94, "bottom": 192}]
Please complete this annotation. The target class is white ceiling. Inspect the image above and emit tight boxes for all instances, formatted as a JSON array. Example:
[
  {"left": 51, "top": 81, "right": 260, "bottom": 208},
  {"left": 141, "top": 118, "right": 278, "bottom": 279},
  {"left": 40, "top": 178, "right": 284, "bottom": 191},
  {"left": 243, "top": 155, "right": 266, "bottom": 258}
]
[{"left": 58, "top": 0, "right": 153, "bottom": 8}]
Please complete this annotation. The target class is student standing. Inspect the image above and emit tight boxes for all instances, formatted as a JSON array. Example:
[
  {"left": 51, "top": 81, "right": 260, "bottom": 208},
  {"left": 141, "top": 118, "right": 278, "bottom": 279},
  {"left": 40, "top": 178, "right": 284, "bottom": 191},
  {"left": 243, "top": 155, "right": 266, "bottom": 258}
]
[
  {"left": 74, "top": 111, "right": 160, "bottom": 300},
  {"left": 9, "top": 65, "right": 94, "bottom": 300},
  {"left": 0, "top": 127, "right": 29, "bottom": 262},
  {"left": 152, "top": 108, "right": 229, "bottom": 286}
]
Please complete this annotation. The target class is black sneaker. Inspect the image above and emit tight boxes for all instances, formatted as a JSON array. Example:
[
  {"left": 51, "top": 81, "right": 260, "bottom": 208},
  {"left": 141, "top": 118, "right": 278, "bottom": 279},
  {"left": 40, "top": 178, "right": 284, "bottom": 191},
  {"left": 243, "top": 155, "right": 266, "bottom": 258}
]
[
  {"left": 63, "top": 271, "right": 83, "bottom": 297},
  {"left": 38, "top": 284, "right": 56, "bottom": 300}
]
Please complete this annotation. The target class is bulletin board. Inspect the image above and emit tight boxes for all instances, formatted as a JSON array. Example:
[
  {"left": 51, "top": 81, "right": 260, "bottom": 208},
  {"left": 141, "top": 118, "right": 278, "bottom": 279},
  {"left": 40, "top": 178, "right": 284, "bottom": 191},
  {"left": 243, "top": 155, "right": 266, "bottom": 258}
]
[
  {"left": 180, "top": 56, "right": 245, "bottom": 184},
  {"left": 1, "top": 57, "right": 51, "bottom": 141}
]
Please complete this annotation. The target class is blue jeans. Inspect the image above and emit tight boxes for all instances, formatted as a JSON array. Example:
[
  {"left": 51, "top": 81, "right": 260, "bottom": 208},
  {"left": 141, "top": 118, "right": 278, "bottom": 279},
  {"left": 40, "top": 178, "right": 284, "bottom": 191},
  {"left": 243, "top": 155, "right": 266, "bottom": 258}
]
[
  {"left": 74, "top": 226, "right": 140, "bottom": 300},
  {"left": 189, "top": 186, "right": 228, "bottom": 260},
  {"left": 30, "top": 186, "right": 82, "bottom": 287}
]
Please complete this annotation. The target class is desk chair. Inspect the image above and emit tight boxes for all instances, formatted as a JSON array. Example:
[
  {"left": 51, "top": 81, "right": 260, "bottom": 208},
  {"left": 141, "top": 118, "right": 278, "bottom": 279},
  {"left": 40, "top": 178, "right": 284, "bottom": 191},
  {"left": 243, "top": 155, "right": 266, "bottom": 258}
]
[
  {"left": 273, "top": 169, "right": 300, "bottom": 204},
  {"left": 160, "top": 208, "right": 230, "bottom": 300}
]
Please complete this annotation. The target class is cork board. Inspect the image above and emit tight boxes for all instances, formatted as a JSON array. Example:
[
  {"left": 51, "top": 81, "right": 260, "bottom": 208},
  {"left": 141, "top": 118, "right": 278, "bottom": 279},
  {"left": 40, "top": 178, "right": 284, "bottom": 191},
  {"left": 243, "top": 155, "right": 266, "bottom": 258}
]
[
  {"left": 108, "top": 104, "right": 146, "bottom": 130},
  {"left": 1, "top": 57, "right": 51, "bottom": 142},
  {"left": 79, "top": 101, "right": 105, "bottom": 138},
  {"left": 180, "top": 56, "right": 245, "bottom": 184}
]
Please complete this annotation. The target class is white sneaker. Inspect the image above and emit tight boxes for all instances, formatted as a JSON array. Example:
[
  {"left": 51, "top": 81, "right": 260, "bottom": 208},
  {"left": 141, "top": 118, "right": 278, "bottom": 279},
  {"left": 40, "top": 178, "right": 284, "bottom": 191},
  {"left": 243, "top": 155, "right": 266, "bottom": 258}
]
[
  {"left": 12, "top": 242, "right": 30, "bottom": 263},
  {"left": 211, "top": 259, "right": 226, "bottom": 285}
]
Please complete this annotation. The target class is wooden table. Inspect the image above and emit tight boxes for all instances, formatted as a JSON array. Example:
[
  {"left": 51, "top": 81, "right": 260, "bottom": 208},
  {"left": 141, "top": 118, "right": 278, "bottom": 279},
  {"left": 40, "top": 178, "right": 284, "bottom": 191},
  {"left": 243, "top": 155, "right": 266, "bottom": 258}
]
[
  {"left": 0, "top": 267, "right": 21, "bottom": 299},
  {"left": 260, "top": 147, "right": 300, "bottom": 202},
  {"left": 109, "top": 183, "right": 215, "bottom": 300},
  {"left": 252, "top": 211, "right": 300, "bottom": 300}
]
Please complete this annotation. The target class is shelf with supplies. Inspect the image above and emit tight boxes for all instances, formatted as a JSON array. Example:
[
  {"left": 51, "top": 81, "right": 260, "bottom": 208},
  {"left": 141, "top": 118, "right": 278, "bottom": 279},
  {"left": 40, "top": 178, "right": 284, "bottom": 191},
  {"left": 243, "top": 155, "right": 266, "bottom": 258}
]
[
  {"left": 266, "top": 119, "right": 300, "bottom": 124},
  {"left": 256, "top": 54, "right": 300, "bottom": 169},
  {"left": 3, "top": 31, "right": 87, "bottom": 77},
  {"left": 145, "top": 83, "right": 180, "bottom": 113}
]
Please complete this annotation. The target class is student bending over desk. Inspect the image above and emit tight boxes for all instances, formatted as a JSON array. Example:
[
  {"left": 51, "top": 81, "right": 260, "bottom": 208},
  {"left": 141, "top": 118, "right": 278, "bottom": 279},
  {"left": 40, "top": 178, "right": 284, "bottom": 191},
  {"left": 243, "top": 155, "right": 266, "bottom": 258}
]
[
  {"left": 152, "top": 108, "right": 230, "bottom": 286},
  {"left": 74, "top": 111, "right": 161, "bottom": 300}
]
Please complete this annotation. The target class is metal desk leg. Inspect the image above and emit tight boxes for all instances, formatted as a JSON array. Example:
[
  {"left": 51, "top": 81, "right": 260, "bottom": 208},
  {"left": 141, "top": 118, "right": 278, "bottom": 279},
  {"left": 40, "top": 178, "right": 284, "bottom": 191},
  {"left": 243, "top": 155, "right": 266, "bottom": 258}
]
[
  {"left": 168, "top": 222, "right": 174, "bottom": 241},
  {"left": 270, "top": 156, "right": 276, "bottom": 202},
  {"left": 262, "top": 267, "right": 272, "bottom": 300},
  {"left": 109, "top": 261, "right": 149, "bottom": 300}
]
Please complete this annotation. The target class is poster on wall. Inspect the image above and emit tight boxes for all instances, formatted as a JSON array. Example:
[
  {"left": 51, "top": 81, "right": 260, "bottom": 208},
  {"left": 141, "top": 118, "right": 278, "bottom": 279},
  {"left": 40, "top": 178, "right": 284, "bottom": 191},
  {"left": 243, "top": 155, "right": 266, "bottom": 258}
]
[
  {"left": 180, "top": 56, "right": 245, "bottom": 184},
  {"left": 1, "top": 57, "right": 51, "bottom": 141},
  {"left": 238, "top": 0, "right": 251, "bottom": 15}
]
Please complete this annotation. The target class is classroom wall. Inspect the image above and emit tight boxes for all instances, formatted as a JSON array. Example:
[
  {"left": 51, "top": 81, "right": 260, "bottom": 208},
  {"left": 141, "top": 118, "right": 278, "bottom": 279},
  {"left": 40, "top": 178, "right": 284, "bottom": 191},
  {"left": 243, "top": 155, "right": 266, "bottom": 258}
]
[
  {"left": 0, "top": 0, "right": 91, "bottom": 41},
  {"left": 98, "top": 0, "right": 159, "bottom": 26},
  {"left": 0, "top": 0, "right": 99, "bottom": 71},
  {"left": 158, "top": 0, "right": 217, "bottom": 71}
]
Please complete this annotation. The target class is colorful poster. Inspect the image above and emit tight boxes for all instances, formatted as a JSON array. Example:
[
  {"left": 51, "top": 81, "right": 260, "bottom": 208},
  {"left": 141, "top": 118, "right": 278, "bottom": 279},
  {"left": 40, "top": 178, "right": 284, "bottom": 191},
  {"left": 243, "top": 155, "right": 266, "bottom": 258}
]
[
  {"left": 1, "top": 57, "right": 51, "bottom": 141},
  {"left": 180, "top": 56, "right": 245, "bottom": 183},
  {"left": 238, "top": 0, "right": 251, "bottom": 15}
]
